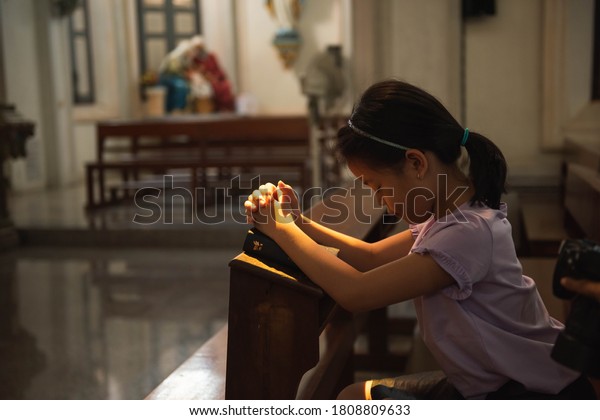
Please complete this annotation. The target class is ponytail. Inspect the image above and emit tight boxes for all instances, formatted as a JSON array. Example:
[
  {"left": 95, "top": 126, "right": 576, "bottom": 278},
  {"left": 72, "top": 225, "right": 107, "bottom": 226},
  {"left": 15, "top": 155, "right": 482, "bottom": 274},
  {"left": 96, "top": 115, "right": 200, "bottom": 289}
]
[{"left": 464, "top": 131, "right": 507, "bottom": 209}]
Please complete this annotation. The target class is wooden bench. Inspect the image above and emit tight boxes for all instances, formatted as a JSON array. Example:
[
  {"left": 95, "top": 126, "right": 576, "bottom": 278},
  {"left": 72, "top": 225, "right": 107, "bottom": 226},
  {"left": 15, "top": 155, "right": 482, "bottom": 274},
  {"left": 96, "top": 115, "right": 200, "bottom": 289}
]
[
  {"left": 146, "top": 187, "right": 415, "bottom": 400},
  {"left": 86, "top": 115, "right": 312, "bottom": 209},
  {"left": 86, "top": 155, "right": 309, "bottom": 208}
]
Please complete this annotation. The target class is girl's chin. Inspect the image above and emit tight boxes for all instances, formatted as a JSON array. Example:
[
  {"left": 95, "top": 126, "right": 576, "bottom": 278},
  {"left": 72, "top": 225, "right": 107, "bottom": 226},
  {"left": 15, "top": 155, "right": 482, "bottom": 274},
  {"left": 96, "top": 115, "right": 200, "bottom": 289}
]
[{"left": 385, "top": 207, "right": 406, "bottom": 221}]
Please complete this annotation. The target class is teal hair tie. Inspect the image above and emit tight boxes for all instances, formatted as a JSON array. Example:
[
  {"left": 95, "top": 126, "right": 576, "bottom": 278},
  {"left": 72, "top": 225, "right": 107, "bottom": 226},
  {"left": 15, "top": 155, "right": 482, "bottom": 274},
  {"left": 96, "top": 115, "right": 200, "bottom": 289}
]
[{"left": 461, "top": 128, "right": 469, "bottom": 146}]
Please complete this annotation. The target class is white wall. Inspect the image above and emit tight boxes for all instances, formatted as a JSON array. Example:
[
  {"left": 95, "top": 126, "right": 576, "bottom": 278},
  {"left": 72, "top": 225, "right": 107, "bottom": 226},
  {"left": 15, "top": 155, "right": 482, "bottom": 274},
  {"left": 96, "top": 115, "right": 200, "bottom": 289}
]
[
  {"left": 201, "top": 0, "right": 238, "bottom": 92},
  {"left": 564, "top": 0, "right": 595, "bottom": 120},
  {"left": 374, "top": 0, "right": 461, "bottom": 118},
  {"left": 465, "top": 0, "right": 548, "bottom": 180},
  {"left": 465, "top": 0, "right": 595, "bottom": 182},
  {"left": 235, "top": 0, "right": 346, "bottom": 114}
]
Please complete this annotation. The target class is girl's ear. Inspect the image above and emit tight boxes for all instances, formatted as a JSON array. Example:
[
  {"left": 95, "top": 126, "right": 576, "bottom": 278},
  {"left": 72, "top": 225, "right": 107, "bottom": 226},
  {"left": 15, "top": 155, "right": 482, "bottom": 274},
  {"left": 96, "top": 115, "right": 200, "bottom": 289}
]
[{"left": 404, "top": 149, "right": 428, "bottom": 178}]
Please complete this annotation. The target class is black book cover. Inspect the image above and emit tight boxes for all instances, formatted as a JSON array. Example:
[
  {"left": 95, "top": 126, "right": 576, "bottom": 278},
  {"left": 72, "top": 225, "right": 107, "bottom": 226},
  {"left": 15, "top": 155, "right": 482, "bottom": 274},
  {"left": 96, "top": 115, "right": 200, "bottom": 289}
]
[{"left": 242, "top": 228, "right": 301, "bottom": 272}]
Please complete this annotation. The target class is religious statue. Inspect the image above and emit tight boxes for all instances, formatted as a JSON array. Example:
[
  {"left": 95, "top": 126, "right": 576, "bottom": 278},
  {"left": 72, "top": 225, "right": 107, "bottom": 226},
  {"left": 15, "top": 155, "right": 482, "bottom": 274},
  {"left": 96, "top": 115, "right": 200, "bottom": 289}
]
[
  {"left": 187, "top": 36, "right": 235, "bottom": 112},
  {"left": 264, "top": 0, "right": 304, "bottom": 68},
  {"left": 157, "top": 36, "right": 235, "bottom": 113}
]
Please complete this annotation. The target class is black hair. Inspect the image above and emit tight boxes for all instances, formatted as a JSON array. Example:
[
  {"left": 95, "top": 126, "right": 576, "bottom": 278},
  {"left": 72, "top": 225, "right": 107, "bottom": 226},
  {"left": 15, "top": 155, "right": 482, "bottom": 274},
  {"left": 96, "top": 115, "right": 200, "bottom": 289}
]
[{"left": 337, "top": 79, "right": 507, "bottom": 209}]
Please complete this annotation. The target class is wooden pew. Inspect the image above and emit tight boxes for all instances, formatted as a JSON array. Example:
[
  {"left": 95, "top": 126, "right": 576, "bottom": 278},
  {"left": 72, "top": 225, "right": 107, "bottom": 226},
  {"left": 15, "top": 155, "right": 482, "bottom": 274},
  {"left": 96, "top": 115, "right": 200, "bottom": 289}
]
[
  {"left": 86, "top": 156, "right": 308, "bottom": 209},
  {"left": 87, "top": 115, "right": 311, "bottom": 209},
  {"left": 226, "top": 253, "right": 348, "bottom": 399},
  {"left": 147, "top": 186, "right": 410, "bottom": 399},
  {"left": 95, "top": 115, "right": 309, "bottom": 162}
]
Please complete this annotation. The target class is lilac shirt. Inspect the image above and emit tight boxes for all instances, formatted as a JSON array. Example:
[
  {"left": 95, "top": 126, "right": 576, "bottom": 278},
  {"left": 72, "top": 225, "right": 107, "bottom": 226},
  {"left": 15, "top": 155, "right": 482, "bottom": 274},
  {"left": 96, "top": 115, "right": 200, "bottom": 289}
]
[{"left": 409, "top": 202, "right": 579, "bottom": 399}]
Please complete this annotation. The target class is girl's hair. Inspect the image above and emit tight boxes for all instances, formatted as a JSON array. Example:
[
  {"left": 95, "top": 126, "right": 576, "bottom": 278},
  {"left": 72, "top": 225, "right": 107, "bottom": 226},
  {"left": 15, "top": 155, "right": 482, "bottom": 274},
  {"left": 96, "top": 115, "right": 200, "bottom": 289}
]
[{"left": 336, "top": 79, "right": 507, "bottom": 209}]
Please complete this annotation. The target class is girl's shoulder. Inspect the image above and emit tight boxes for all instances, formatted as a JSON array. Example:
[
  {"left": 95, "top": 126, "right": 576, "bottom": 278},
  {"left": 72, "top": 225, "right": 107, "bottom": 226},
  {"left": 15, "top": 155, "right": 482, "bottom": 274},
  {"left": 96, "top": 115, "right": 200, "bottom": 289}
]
[
  {"left": 411, "top": 202, "right": 508, "bottom": 241},
  {"left": 437, "top": 201, "right": 508, "bottom": 233},
  {"left": 443, "top": 201, "right": 507, "bottom": 224}
]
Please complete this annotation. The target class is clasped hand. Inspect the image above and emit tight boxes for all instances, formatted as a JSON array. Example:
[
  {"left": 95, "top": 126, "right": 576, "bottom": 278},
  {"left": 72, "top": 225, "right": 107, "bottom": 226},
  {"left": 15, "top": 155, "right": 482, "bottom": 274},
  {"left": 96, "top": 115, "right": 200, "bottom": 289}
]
[{"left": 244, "top": 180, "right": 300, "bottom": 237}]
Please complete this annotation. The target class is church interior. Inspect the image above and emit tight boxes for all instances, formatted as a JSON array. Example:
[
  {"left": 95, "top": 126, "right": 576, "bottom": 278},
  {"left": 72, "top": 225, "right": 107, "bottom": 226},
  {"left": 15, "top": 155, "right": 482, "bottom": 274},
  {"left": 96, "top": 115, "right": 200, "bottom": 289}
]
[{"left": 0, "top": 0, "right": 599, "bottom": 400}]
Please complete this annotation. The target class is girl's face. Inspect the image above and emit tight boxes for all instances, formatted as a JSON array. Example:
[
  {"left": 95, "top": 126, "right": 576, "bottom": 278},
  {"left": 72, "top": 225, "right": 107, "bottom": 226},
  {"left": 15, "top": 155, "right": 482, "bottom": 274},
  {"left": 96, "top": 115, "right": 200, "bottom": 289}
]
[{"left": 347, "top": 157, "right": 434, "bottom": 224}]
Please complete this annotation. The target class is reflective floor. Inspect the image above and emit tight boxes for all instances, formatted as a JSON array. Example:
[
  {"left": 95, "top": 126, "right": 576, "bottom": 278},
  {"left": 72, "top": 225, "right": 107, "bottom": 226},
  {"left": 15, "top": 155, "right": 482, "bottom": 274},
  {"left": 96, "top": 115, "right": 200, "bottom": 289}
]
[
  {"left": 2, "top": 184, "right": 241, "bottom": 399},
  {"left": 0, "top": 246, "right": 234, "bottom": 399}
]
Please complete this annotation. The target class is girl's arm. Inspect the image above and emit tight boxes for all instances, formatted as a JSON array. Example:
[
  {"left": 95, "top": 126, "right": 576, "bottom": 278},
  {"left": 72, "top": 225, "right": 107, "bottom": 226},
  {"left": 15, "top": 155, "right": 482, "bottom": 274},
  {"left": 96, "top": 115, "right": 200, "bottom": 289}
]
[
  {"left": 276, "top": 181, "right": 415, "bottom": 271},
  {"left": 246, "top": 184, "right": 442, "bottom": 311},
  {"left": 271, "top": 221, "right": 454, "bottom": 313},
  {"left": 296, "top": 214, "right": 415, "bottom": 271}
]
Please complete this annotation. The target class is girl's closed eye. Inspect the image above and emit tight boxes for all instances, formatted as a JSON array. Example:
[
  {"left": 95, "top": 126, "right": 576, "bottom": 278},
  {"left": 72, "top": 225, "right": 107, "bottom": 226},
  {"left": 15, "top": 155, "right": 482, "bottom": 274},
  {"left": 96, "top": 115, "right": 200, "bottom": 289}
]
[
  {"left": 364, "top": 182, "right": 380, "bottom": 196},
  {"left": 365, "top": 182, "right": 380, "bottom": 192},
  {"left": 374, "top": 188, "right": 389, "bottom": 205}
]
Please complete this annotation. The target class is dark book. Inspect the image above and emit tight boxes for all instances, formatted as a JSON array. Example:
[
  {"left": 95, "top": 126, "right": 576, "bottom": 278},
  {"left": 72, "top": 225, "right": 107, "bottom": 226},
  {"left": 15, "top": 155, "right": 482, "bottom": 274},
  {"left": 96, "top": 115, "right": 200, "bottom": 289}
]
[
  {"left": 242, "top": 228, "right": 339, "bottom": 273},
  {"left": 242, "top": 228, "right": 301, "bottom": 272}
]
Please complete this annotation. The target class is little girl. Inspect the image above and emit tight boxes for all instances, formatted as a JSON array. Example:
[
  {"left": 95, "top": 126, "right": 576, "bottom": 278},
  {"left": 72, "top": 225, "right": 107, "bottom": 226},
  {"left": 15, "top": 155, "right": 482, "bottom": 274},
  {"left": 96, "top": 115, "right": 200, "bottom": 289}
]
[{"left": 245, "top": 80, "right": 595, "bottom": 399}]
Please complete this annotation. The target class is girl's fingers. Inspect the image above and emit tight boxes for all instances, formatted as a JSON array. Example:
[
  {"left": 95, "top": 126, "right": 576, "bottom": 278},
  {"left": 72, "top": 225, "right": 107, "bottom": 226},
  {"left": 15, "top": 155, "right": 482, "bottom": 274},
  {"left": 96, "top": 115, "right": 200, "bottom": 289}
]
[
  {"left": 244, "top": 199, "right": 257, "bottom": 212},
  {"left": 277, "top": 182, "right": 299, "bottom": 217},
  {"left": 260, "top": 182, "right": 277, "bottom": 196},
  {"left": 244, "top": 201, "right": 256, "bottom": 225},
  {"left": 245, "top": 183, "right": 280, "bottom": 218},
  {"left": 249, "top": 189, "right": 269, "bottom": 209},
  {"left": 276, "top": 181, "right": 290, "bottom": 201},
  {"left": 278, "top": 180, "right": 295, "bottom": 191},
  {"left": 277, "top": 180, "right": 293, "bottom": 192}
]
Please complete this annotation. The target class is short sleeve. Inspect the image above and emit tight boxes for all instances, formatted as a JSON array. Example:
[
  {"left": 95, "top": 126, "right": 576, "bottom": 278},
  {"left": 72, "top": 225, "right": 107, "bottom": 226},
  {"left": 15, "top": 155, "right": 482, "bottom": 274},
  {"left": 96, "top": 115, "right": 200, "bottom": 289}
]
[
  {"left": 409, "top": 223, "right": 422, "bottom": 240},
  {"left": 410, "top": 214, "right": 493, "bottom": 300}
]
